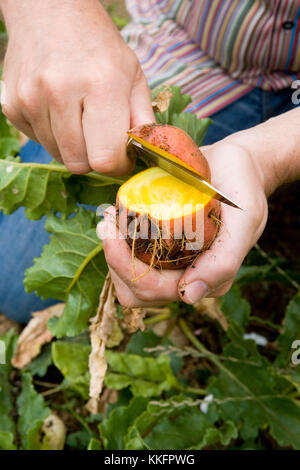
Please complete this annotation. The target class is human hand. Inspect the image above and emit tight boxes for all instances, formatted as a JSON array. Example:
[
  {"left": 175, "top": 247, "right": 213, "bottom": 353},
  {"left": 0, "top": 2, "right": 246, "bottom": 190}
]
[
  {"left": 97, "top": 140, "right": 268, "bottom": 307},
  {"left": 1, "top": 0, "right": 154, "bottom": 174}
]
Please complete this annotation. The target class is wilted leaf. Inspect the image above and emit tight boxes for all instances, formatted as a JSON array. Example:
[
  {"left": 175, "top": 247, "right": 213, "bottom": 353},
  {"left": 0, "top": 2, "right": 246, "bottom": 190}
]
[
  {"left": 25, "top": 208, "right": 107, "bottom": 337},
  {"left": 88, "top": 275, "right": 117, "bottom": 413},
  {"left": 152, "top": 85, "right": 211, "bottom": 146},
  {"left": 153, "top": 86, "right": 191, "bottom": 124},
  {"left": 152, "top": 87, "right": 173, "bottom": 113},
  {"left": 41, "top": 412, "right": 66, "bottom": 450},
  {"left": 106, "top": 319, "right": 124, "bottom": 348},
  {"left": 121, "top": 307, "right": 146, "bottom": 333},
  {"left": 12, "top": 303, "right": 64, "bottom": 369},
  {"left": 17, "top": 372, "right": 50, "bottom": 450},
  {"left": 195, "top": 298, "right": 228, "bottom": 330},
  {"left": 0, "top": 314, "right": 21, "bottom": 335}
]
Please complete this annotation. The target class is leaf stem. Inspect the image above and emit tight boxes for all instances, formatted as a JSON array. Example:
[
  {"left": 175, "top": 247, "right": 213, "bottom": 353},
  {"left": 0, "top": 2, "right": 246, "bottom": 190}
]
[
  {"left": 66, "top": 407, "right": 95, "bottom": 437},
  {"left": 144, "top": 312, "right": 172, "bottom": 325},
  {"left": 255, "top": 243, "right": 300, "bottom": 290},
  {"left": 1, "top": 159, "right": 126, "bottom": 185},
  {"left": 41, "top": 384, "right": 67, "bottom": 397},
  {"left": 66, "top": 243, "right": 104, "bottom": 294},
  {"left": 178, "top": 318, "right": 208, "bottom": 354},
  {"left": 178, "top": 318, "right": 223, "bottom": 371}
]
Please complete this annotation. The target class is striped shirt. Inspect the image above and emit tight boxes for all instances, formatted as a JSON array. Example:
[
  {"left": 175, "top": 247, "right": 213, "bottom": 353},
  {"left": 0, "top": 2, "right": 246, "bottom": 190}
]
[{"left": 123, "top": 0, "right": 300, "bottom": 117}]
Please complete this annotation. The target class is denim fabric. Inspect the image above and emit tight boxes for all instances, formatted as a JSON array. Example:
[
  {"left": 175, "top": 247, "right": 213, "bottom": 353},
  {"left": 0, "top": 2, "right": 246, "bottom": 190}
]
[{"left": 0, "top": 87, "right": 298, "bottom": 323}]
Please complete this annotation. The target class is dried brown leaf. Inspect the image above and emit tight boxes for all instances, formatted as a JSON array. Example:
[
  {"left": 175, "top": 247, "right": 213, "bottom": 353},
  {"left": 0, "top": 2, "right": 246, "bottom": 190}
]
[
  {"left": 11, "top": 303, "right": 64, "bottom": 368},
  {"left": 195, "top": 298, "right": 228, "bottom": 330},
  {"left": 0, "top": 313, "right": 21, "bottom": 336},
  {"left": 121, "top": 307, "right": 146, "bottom": 333},
  {"left": 88, "top": 273, "right": 117, "bottom": 410},
  {"left": 86, "top": 388, "right": 118, "bottom": 416},
  {"left": 106, "top": 319, "right": 124, "bottom": 348},
  {"left": 152, "top": 87, "right": 173, "bottom": 113}
]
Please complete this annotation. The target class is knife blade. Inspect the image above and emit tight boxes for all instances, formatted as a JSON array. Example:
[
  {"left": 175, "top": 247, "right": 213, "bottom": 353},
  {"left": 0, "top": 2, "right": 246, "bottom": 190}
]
[{"left": 127, "top": 132, "right": 243, "bottom": 210}]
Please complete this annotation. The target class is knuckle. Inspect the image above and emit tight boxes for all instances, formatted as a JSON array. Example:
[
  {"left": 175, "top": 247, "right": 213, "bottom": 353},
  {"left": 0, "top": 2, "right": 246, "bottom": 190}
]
[
  {"left": 37, "top": 70, "right": 65, "bottom": 104},
  {"left": 85, "top": 69, "right": 116, "bottom": 94},
  {"left": 16, "top": 81, "right": 39, "bottom": 116},
  {"left": 89, "top": 151, "right": 119, "bottom": 174}
]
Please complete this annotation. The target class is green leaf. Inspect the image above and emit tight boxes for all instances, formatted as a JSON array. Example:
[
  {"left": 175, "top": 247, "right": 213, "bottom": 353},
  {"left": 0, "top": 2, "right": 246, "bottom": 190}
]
[
  {"left": 234, "top": 263, "right": 300, "bottom": 287},
  {"left": 0, "top": 138, "right": 20, "bottom": 159},
  {"left": 0, "top": 430, "right": 17, "bottom": 450},
  {"left": 24, "top": 208, "right": 107, "bottom": 337},
  {"left": 171, "top": 113, "right": 212, "bottom": 147},
  {"left": 66, "top": 430, "right": 92, "bottom": 450},
  {"left": 208, "top": 351, "right": 300, "bottom": 448},
  {"left": 0, "top": 158, "right": 76, "bottom": 219},
  {"left": 69, "top": 170, "right": 125, "bottom": 207},
  {"left": 153, "top": 86, "right": 192, "bottom": 124},
  {"left": 24, "top": 343, "right": 53, "bottom": 377},
  {"left": 0, "top": 99, "right": 20, "bottom": 158},
  {"left": 220, "top": 285, "right": 251, "bottom": 330},
  {"left": 126, "top": 330, "right": 183, "bottom": 375},
  {"left": 105, "top": 351, "right": 179, "bottom": 397},
  {"left": 52, "top": 341, "right": 91, "bottom": 398},
  {"left": 100, "top": 396, "right": 148, "bottom": 450},
  {"left": 87, "top": 438, "right": 101, "bottom": 450},
  {"left": 0, "top": 330, "right": 18, "bottom": 437},
  {"left": 276, "top": 293, "right": 300, "bottom": 367},
  {"left": 152, "top": 85, "right": 211, "bottom": 145},
  {"left": 17, "top": 372, "right": 50, "bottom": 450},
  {"left": 0, "top": 19, "right": 7, "bottom": 40},
  {"left": 125, "top": 395, "right": 237, "bottom": 450}
]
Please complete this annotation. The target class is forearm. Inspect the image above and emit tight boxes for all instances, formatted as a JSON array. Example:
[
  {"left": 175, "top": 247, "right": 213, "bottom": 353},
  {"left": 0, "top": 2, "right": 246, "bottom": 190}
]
[{"left": 225, "top": 107, "right": 300, "bottom": 196}]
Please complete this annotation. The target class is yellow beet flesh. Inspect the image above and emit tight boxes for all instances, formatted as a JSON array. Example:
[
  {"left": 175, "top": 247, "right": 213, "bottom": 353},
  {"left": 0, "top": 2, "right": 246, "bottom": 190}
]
[{"left": 118, "top": 167, "right": 213, "bottom": 221}]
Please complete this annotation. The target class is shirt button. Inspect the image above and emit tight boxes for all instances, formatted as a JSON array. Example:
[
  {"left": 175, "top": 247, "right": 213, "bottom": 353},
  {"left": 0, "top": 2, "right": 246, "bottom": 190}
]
[{"left": 282, "top": 20, "right": 295, "bottom": 30}]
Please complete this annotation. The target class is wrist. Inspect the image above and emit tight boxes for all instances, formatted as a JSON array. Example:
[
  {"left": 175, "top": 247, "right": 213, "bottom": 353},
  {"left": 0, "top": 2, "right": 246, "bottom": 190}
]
[{"left": 223, "top": 118, "right": 299, "bottom": 197}]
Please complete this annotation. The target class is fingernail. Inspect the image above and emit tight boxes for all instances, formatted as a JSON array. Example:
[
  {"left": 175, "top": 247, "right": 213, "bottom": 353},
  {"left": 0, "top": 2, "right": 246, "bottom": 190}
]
[{"left": 184, "top": 280, "right": 209, "bottom": 303}]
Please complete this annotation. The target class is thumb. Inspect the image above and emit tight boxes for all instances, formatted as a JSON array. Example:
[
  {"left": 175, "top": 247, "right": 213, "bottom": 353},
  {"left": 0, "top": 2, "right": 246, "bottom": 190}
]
[{"left": 178, "top": 203, "right": 267, "bottom": 304}]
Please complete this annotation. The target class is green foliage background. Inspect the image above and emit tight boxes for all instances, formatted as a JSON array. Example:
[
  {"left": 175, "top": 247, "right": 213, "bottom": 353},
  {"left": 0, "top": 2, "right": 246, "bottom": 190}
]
[{"left": 0, "top": 8, "right": 300, "bottom": 450}]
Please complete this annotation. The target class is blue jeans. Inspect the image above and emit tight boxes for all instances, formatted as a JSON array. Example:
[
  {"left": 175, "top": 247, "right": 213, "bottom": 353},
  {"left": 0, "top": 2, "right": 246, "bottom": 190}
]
[{"left": 0, "top": 87, "right": 297, "bottom": 323}]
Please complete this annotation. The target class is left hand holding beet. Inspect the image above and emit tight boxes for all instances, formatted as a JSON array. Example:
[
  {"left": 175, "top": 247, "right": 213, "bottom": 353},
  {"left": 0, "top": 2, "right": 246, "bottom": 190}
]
[{"left": 97, "top": 140, "right": 268, "bottom": 307}]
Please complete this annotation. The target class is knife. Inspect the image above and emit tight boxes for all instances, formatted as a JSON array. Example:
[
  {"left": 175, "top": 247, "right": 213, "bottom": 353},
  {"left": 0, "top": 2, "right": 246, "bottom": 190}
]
[{"left": 127, "top": 131, "right": 243, "bottom": 210}]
